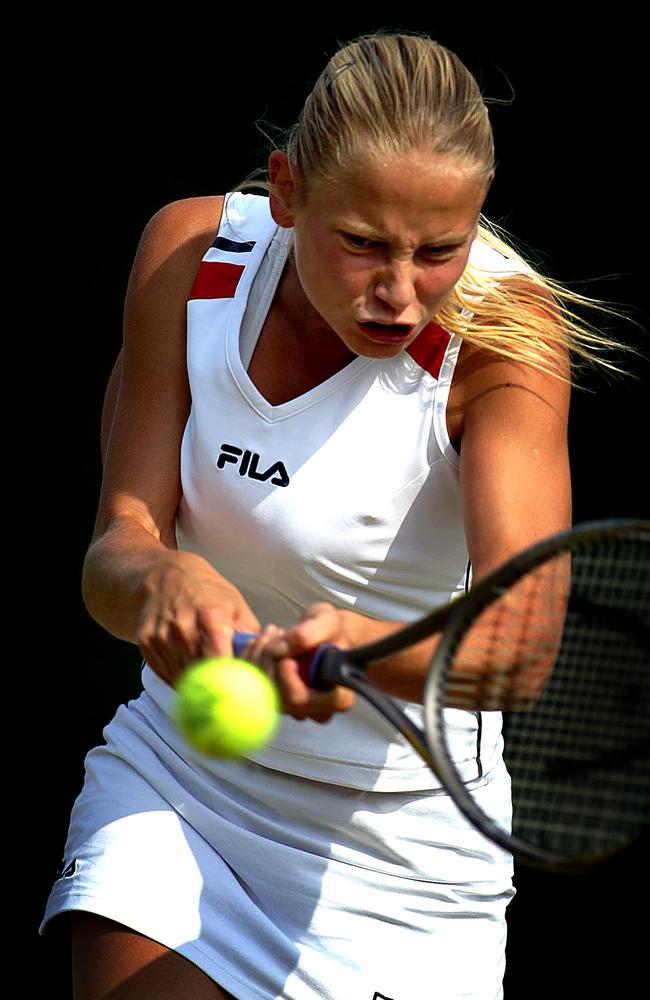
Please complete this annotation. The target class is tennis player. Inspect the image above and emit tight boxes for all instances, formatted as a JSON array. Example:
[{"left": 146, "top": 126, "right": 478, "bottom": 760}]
[{"left": 42, "top": 31, "right": 622, "bottom": 999}]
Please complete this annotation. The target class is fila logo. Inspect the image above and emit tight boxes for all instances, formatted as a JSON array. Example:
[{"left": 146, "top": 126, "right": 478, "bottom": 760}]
[{"left": 216, "top": 444, "right": 290, "bottom": 487}]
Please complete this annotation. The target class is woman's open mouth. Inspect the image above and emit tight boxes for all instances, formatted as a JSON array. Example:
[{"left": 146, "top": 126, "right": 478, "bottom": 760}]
[{"left": 357, "top": 321, "right": 415, "bottom": 344}]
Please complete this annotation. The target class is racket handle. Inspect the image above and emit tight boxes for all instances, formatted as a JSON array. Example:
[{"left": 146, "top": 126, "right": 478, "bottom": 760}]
[{"left": 232, "top": 631, "right": 335, "bottom": 690}]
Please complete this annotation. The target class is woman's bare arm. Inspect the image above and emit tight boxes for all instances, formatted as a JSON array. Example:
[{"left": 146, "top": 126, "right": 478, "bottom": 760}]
[{"left": 82, "top": 196, "right": 263, "bottom": 680}]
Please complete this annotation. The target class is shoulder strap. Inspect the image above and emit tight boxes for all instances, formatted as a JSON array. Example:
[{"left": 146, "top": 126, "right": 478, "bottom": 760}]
[{"left": 188, "top": 194, "right": 275, "bottom": 303}]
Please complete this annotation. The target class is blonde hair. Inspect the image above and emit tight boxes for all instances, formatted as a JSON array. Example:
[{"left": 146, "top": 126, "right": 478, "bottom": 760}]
[
  {"left": 234, "top": 31, "right": 636, "bottom": 383},
  {"left": 286, "top": 31, "right": 494, "bottom": 194}
]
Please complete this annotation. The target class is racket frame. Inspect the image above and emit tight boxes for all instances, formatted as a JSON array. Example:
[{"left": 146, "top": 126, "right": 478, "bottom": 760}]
[
  {"left": 236, "top": 518, "right": 650, "bottom": 870},
  {"left": 423, "top": 518, "right": 650, "bottom": 870}
]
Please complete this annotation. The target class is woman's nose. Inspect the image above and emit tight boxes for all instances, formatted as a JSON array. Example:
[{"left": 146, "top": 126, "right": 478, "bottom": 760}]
[{"left": 373, "top": 260, "right": 416, "bottom": 312}]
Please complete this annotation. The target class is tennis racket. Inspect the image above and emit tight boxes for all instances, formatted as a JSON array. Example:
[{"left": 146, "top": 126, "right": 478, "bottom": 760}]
[{"left": 233, "top": 519, "right": 650, "bottom": 871}]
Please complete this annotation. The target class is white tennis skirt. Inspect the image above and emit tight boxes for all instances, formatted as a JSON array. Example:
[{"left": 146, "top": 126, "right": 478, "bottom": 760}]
[{"left": 41, "top": 685, "right": 515, "bottom": 1000}]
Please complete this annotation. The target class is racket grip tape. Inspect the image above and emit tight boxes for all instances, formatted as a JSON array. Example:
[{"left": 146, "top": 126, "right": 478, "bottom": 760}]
[{"left": 232, "top": 632, "right": 335, "bottom": 691}]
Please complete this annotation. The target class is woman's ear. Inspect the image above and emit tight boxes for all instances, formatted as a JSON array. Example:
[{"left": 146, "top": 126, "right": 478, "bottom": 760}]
[{"left": 268, "top": 150, "right": 300, "bottom": 227}]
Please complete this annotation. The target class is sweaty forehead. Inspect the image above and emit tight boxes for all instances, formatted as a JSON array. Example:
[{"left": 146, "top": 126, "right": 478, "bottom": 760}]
[{"left": 309, "top": 151, "right": 487, "bottom": 243}]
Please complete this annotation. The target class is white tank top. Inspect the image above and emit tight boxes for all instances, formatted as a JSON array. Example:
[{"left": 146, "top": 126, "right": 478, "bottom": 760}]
[{"left": 142, "top": 192, "right": 521, "bottom": 790}]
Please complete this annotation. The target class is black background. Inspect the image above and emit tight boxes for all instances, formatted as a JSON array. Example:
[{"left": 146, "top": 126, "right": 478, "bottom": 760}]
[{"left": 35, "top": 12, "right": 646, "bottom": 996}]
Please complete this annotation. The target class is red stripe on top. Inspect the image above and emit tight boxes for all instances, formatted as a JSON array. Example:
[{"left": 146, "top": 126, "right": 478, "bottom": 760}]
[
  {"left": 406, "top": 322, "right": 451, "bottom": 380},
  {"left": 188, "top": 261, "right": 245, "bottom": 300}
]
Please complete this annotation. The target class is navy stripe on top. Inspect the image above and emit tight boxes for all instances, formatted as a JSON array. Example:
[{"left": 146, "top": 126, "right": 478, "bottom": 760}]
[{"left": 213, "top": 236, "right": 256, "bottom": 253}]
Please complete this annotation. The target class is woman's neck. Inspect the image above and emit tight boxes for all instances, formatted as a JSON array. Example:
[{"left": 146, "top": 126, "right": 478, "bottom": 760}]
[{"left": 246, "top": 254, "right": 357, "bottom": 405}]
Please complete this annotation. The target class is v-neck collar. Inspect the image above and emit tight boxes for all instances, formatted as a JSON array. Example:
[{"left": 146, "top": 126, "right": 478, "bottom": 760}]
[{"left": 225, "top": 222, "right": 373, "bottom": 424}]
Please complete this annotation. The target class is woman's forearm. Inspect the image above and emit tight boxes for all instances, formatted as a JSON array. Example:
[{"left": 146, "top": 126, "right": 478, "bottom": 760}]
[
  {"left": 83, "top": 520, "right": 186, "bottom": 642},
  {"left": 337, "top": 609, "right": 440, "bottom": 702},
  {"left": 81, "top": 520, "right": 230, "bottom": 644}
]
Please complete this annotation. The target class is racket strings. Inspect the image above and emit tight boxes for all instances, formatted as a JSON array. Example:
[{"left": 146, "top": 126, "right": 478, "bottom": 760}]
[
  {"left": 443, "top": 533, "right": 650, "bottom": 860},
  {"left": 446, "top": 553, "right": 571, "bottom": 711}
]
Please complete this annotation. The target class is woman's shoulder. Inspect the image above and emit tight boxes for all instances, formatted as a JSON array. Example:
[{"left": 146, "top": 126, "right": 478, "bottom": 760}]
[
  {"left": 143, "top": 195, "right": 226, "bottom": 250},
  {"left": 141, "top": 192, "right": 274, "bottom": 263},
  {"left": 127, "top": 196, "right": 228, "bottom": 304}
]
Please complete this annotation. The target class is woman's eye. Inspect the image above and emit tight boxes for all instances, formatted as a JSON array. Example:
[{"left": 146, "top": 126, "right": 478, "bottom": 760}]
[
  {"left": 340, "top": 233, "right": 459, "bottom": 258},
  {"left": 342, "top": 233, "right": 375, "bottom": 249},
  {"left": 423, "top": 245, "right": 454, "bottom": 257}
]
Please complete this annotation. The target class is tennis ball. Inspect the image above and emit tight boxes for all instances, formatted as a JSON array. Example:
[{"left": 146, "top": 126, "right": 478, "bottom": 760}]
[{"left": 174, "top": 657, "right": 280, "bottom": 757}]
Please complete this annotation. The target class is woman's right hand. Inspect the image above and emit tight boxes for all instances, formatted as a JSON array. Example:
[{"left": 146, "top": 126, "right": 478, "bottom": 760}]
[
  {"left": 137, "top": 551, "right": 261, "bottom": 685},
  {"left": 238, "top": 605, "right": 356, "bottom": 723}
]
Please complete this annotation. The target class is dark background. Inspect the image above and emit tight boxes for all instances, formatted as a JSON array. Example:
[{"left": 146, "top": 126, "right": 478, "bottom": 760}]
[{"left": 35, "top": 13, "right": 646, "bottom": 996}]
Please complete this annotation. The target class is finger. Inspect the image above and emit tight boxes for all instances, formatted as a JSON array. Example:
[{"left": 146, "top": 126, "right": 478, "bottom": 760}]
[
  {"left": 138, "top": 633, "right": 182, "bottom": 685},
  {"left": 196, "top": 607, "right": 239, "bottom": 658},
  {"left": 232, "top": 605, "right": 262, "bottom": 636},
  {"left": 282, "top": 603, "right": 344, "bottom": 654},
  {"left": 274, "top": 656, "right": 312, "bottom": 712},
  {"left": 330, "top": 685, "right": 356, "bottom": 713},
  {"left": 138, "top": 610, "right": 190, "bottom": 682},
  {"left": 274, "top": 657, "right": 355, "bottom": 720},
  {"left": 288, "top": 686, "right": 356, "bottom": 721},
  {"left": 240, "top": 625, "right": 285, "bottom": 666}
]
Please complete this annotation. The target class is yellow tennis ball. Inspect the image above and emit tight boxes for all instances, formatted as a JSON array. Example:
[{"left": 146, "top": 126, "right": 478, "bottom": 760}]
[{"left": 174, "top": 657, "right": 280, "bottom": 757}]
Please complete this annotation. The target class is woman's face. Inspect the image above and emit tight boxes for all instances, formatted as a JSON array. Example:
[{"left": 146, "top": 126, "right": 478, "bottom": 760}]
[{"left": 269, "top": 148, "right": 491, "bottom": 359}]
